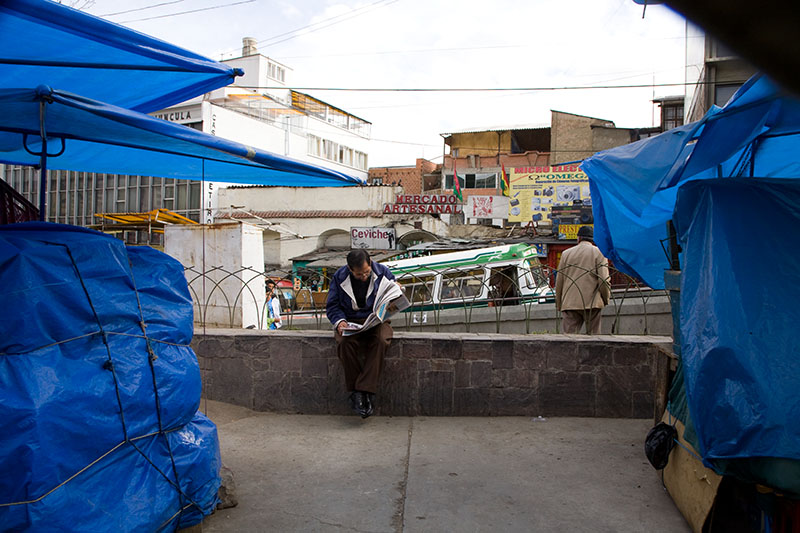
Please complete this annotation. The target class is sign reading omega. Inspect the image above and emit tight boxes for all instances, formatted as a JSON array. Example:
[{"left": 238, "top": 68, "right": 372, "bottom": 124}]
[{"left": 383, "top": 194, "right": 463, "bottom": 214}]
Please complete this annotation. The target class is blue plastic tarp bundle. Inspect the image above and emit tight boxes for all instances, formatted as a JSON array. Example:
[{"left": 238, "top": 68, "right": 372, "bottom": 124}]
[
  {"left": 673, "top": 178, "right": 800, "bottom": 494},
  {"left": 0, "top": 223, "right": 221, "bottom": 531}
]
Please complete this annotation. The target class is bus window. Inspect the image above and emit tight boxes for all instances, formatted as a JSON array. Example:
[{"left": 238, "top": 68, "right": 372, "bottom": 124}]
[
  {"left": 399, "top": 275, "right": 435, "bottom": 304},
  {"left": 440, "top": 269, "right": 485, "bottom": 300},
  {"left": 524, "top": 259, "right": 548, "bottom": 288},
  {"left": 490, "top": 266, "right": 520, "bottom": 305}
]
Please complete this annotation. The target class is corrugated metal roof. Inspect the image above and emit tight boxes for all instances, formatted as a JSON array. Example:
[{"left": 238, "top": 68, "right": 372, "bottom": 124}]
[
  {"left": 441, "top": 123, "right": 550, "bottom": 136},
  {"left": 219, "top": 210, "right": 383, "bottom": 219}
]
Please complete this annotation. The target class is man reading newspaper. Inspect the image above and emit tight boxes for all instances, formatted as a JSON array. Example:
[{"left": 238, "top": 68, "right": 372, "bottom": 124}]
[{"left": 326, "top": 249, "right": 408, "bottom": 418}]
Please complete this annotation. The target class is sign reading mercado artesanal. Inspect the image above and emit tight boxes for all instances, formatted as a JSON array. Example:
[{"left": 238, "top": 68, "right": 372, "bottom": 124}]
[
  {"left": 507, "top": 165, "right": 591, "bottom": 223},
  {"left": 383, "top": 194, "right": 463, "bottom": 214}
]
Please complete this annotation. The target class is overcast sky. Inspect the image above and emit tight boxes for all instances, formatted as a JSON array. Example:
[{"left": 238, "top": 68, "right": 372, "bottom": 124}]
[{"left": 87, "top": 0, "right": 690, "bottom": 167}]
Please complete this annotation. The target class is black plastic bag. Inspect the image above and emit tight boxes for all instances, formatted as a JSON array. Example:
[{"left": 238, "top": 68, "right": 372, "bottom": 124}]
[{"left": 645, "top": 422, "right": 678, "bottom": 470}]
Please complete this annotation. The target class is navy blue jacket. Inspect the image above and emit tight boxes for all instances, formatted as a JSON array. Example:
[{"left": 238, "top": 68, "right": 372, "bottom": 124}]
[{"left": 326, "top": 260, "right": 395, "bottom": 327}]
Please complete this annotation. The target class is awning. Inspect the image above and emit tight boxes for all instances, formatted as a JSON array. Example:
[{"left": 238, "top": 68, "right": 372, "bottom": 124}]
[
  {"left": 0, "top": 0, "right": 240, "bottom": 113},
  {"left": 92, "top": 209, "right": 198, "bottom": 234},
  {"left": 0, "top": 87, "right": 363, "bottom": 187}
]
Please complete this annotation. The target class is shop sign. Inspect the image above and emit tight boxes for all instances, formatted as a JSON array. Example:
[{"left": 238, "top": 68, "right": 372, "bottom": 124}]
[
  {"left": 351, "top": 227, "right": 397, "bottom": 249},
  {"left": 507, "top": 165, "right": 591, "bottom": 223},
  {"left": 383, "top": 194, "right": 463, "bottom": 214},
  {"left": 151, "top": 105, "right": 201, "bottom": 124},
  {"left": 558, "top": 224, "right": 593, "bottom": 240}
]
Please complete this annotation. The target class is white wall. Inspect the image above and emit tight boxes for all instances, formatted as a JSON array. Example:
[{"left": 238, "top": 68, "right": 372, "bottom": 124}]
[
  {"left": 219, "top": 185, "right": 401, "bottom": 212},
  {"left": 164, "top": 222, "right": 267, "bottom": 329}
]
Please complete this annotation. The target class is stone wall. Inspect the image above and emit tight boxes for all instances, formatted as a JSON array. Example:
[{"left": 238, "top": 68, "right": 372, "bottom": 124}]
[
  {"left": 286, "top": 296, "right": 673, "bottom": 337},
  {"left": 193, "top": 329, "right": 672, "bottom": 418}
]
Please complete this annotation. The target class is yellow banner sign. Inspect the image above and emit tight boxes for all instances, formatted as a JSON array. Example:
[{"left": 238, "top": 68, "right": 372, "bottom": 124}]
[
  {"left": 558, "top": 224, "right": 592, "bottom": 240},
  {"left": 508, "top": 165, "right": 590, "bottom": 223}
]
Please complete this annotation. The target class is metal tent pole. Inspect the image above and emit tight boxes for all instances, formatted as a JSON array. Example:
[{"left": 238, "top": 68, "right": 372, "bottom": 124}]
[{"left": 38, "top": 100, "right": 48, "bottom": 221}]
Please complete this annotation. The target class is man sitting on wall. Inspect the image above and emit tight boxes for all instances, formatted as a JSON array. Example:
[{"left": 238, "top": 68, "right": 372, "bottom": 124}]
[
  {"left": 326, "top": 249, "right": 396, "bottom": 418},
  {"left": 555, "top": 225, "right": 611, "bottom": 334}
]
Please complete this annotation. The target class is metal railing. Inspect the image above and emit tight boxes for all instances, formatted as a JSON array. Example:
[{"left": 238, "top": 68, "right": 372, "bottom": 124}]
[{"left": 184, "top": 263, "right": 672, "bottom": 336}]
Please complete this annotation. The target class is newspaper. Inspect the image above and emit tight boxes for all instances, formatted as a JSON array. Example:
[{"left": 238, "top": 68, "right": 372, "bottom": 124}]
[{"left": 341, "top": 277, "right": 410, "bottom": 336}]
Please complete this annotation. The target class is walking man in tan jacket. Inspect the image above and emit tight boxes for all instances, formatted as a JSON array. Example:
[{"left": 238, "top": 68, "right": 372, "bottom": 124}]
[{"left": 555, "top": 226, "right": 611, "bottom": 334}]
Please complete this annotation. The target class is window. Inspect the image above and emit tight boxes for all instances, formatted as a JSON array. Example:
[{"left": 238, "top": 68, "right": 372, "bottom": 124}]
[
  {"left": 661, "top": 103, "right": 684, "bottom": 131},
  {"left": 307, "top": 135, "right": 368, "bottom": 170},
  {"left": 445, "top": 173, "right": 497, "bottom": 190},
  {"left": 398, "top": 275, "right": 435, "bottom": 304},
  {"left": 524, "top": 259, "right": 547, "bottom": 288},
  {"left": 474, "top": 173, "right": 496, "bottom": 188},
  {"left": 715, "top": 84, "right": 741, "bottom": 107},
  {"left": 267, "top": 63, "right": 285, "bottom": 83},
  {"left": 439, "top": 269, "right": 485, "bottom": 301}
]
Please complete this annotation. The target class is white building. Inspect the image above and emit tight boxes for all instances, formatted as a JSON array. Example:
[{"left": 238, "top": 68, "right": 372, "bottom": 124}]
[
  {"left": 215, "top": 184, "right": 448, "bottom": 268},
  {"left": 153, "top": 38, "right": 372, "bottom": 225}
]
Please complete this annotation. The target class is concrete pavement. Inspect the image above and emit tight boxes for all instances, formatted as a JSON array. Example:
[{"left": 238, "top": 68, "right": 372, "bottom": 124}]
[{"left": 200, "top": 400, "right": 689, "bottom": 532}]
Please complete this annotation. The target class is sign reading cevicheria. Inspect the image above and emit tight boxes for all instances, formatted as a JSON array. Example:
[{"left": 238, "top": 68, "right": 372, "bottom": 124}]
[
  {"left": 383, "top": 194, "right": 463, "bottom": 214},
  {"left": 351, "top": 227, "right": 397, "bottom": 249}
]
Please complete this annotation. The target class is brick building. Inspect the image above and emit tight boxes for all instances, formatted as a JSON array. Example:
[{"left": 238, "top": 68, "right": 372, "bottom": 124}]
[{"left": 368, "top": 158, "right": 439, "bottom": 195}]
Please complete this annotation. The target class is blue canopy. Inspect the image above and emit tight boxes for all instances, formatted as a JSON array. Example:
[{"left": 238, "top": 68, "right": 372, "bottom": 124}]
[
  {"left": 0, "top": 0, "right": 362, "bottom": 188},
  {"left": 0, "top": 86, "right": 362, "bottom": 186},
  {"left": 0, "top": 0, "right": 240, "bottom": 113},
  {"left": 582, "top": 74, "right": 800, "bottom": 288}
]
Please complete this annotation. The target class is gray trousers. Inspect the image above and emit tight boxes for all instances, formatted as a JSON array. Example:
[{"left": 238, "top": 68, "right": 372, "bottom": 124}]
[{"left": 561, "top": 309, "right": 603, "bottom": 334}]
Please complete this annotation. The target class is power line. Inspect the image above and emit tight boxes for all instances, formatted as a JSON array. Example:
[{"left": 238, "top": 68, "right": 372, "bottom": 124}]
[
  {"left": 100, "top": 0, "right": 186, "bottom": 17},
  {"left": 260, "top": 0, "right": 397, "bottom": 48},
  {"left": 237, "top": 79, "right": 744, "bottom": 93},
  {"left": 216, "top": 0, "right": 398, "bottom": 57},
  {"left": 278, "top": 43, "right": 521, "bottom": 60},
  {"left": 120, "top": 0, "right": 255, "bottom": 23}
]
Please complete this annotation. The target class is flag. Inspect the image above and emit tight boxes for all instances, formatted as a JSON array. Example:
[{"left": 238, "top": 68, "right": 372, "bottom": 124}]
[
  {"left": 500, "top": 164, "right": 510, "bottom": 197},
  {"left": 452, "top": 165, "right": 463, "bottom": 202}
]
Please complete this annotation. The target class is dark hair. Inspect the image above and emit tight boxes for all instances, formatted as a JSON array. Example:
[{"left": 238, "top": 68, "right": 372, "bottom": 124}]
[
  {"left": 577, "top": 225, "right": 594, "bottom": 241},
  {"left": 346, "top": 249, "right": 370, "bottom": 269}
]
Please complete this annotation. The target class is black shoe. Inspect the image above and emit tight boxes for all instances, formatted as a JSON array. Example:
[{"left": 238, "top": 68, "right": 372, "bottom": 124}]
[
  {"left": 363, "top": 392, "right": 375, "bottom": 418},
  {"left": 349, "top": 391, "right": 367, "bottom": 417}
]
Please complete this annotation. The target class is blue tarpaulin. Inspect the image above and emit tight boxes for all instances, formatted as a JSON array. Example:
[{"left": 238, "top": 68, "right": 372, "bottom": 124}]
[
  {"left": 674, "top": 178, "right": 800, "bottom": 493},
  {"left": 0, "top": 223, "right": 221, "bottom": 530},
  {"left": 0, "top": 0, "right": 239, "bottom": 113},
  {"left": 0, "top": 0, "right": 363, "bottom": 186},
  {"left": 582, "top": 74, "right": 800, "bottom": 493},
  {"left": 0, "top": 86, "right": 362, "bottom": 186},
  {"left": 582, "top": 74, "right": 800, "bottom": 289}
]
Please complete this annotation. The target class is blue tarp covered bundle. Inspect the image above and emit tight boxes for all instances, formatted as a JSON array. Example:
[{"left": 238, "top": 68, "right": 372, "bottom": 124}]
[
  {"left": 0, "top": 223, "right": 221, "bottom": 530},
  {"left": 582, "top": 75, "right": 800, "bottom": 493}
]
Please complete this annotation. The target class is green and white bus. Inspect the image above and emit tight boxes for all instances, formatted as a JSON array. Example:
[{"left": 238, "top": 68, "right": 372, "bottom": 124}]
[{"left": 384, "top": 243, "right": 553, "bottom": 310}]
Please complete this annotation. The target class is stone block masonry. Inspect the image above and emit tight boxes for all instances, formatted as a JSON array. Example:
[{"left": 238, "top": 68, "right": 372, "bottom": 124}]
[{"left": 193, "top": 329, "right": 672, "bottom": 418}]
